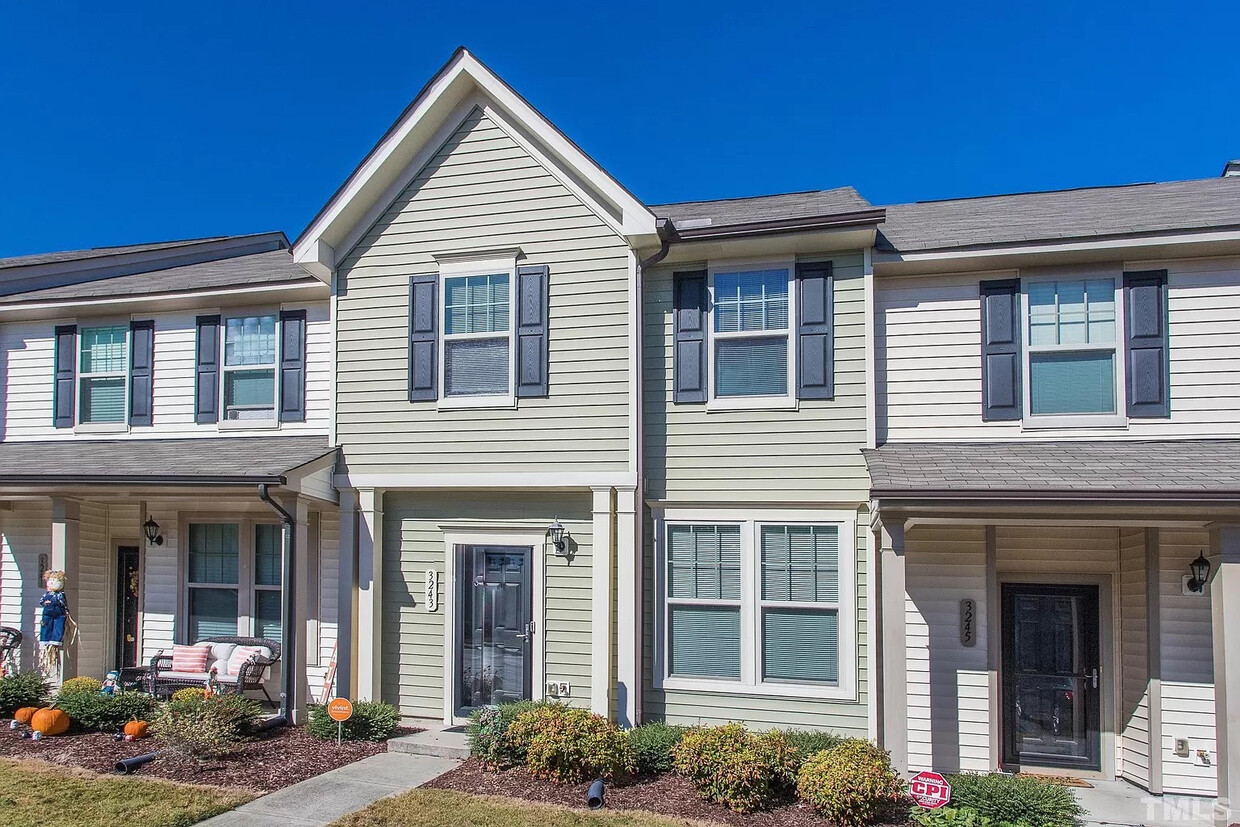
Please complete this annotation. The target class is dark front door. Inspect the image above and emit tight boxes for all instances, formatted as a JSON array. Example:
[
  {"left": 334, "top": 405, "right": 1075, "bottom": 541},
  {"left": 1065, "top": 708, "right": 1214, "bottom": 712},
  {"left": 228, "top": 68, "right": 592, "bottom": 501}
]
[
  {"left": 456, "top": 546, "right": 533, "bottom": 715},
  {"left": 114, "top": 545, "right": 141, "bottom": 669},
  {"left": 1002, "top": 584, "right": 1101, "bottom": 770}
]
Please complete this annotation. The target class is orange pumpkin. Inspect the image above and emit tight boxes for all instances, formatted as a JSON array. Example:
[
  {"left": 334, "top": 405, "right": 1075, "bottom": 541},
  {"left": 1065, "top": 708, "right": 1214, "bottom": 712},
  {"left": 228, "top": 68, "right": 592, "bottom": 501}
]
[
  {"left": 14, "top": 707, "right": 39, "bottom": 725},
  {"left": 30, "top": 707, "right": 69, "bottom": 736},
  {"left": 123, "top": 720, "right": 149, "bottom": 739}
]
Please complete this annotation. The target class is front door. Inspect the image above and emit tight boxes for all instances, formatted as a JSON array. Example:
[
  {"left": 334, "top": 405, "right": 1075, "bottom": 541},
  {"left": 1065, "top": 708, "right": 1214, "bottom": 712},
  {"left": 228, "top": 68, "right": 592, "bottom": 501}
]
[
  {"left": 114, "top": 545, "right": 141, "bottom": 669},
  {"left": 456, "top": 545, "right": 533, "bottom": 716},
  {"left": 1002, "top": 584, "right": 1101, "bottom": 770}
]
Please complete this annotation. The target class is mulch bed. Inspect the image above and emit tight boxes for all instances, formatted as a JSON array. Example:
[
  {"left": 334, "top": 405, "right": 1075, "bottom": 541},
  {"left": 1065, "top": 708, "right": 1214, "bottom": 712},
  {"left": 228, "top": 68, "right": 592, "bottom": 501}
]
[
  {"left": 0, "top": 723, "right": 423, "bottom": 794},
  {"left": 424, "top": 759, "right": 915, "bottom": 826}
]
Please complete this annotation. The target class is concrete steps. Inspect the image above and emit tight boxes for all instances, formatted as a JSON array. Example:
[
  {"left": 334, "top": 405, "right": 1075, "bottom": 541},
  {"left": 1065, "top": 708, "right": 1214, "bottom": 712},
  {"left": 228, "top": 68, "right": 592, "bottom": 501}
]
[{"left": 388, "top": 724, "right": 470, "bottom": 760}]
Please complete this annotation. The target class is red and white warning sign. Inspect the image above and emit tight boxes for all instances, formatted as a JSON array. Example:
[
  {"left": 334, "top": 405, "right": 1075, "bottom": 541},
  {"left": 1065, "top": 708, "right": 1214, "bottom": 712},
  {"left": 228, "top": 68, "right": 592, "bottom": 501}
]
[{"left": 909, "top": 771, "right": 952, "bottom": 809}]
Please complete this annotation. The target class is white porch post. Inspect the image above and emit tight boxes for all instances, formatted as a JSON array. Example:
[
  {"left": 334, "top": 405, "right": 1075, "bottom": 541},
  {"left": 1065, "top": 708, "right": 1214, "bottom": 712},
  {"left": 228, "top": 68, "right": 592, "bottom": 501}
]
[
  {"left": 591, "top": 486, "right": 615, "bottom": 717},
  {"left": 49, "top": 498, "right": 80, "bottom": 681},
  {"left": 875, "top": 512, "right": 908, "bottom": 775},
  {"left": 356, "top": 488, "right": 384, "bottom": 702},
  {"left": 335, "top": 488, "right": 358, "bottom": 700},
  {"left": 287, "top": 496, "right": 312, "bottom": 724},
  {"left": 1210, "top": 525, "right": 1240, "bottom": 823},
  {"left": 615, "top": 485, "right": 638, "bottom": 728}
]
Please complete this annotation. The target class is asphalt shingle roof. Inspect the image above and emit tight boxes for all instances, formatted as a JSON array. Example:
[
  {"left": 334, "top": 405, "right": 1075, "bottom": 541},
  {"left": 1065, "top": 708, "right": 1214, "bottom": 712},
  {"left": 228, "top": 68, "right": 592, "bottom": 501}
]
[
  {"left": 876, "top": 176, "right": 1240, "bottom": 253},
  {"left": 652, "top": 187, "right": 874, "bottom": 227},
  {"left": 864, "top": 440, "right": 1240, "bottom": 497},
  {"left": 0, "top": 436, "right": 335, "bottom": 484},
  {"left": 0, "top": 238, "right": 232, "bottom": 270}
]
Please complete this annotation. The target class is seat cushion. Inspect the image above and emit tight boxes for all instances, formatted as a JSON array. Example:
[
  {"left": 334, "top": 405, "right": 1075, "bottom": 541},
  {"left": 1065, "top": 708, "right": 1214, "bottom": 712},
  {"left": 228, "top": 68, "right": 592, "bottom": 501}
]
[
  {"left": 157, "top": 670, "right": 240, "bottom": 684},
  {"left": 170, "top": 644, "right": 210, "bottom": 673},
  {"left": 207, "top": 642, "right": 238, "bottom": 667}
]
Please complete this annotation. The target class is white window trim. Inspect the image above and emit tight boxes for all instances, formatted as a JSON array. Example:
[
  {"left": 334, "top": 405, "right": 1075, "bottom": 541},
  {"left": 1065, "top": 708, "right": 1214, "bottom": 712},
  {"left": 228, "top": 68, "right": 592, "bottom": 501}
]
[
  {"left": 706, "top": 258, "right": 798, "bottom": 412},
  {"left": 1020, "top": 271, "right": 1128, "bottom": 429},
  {"left": 218, "top": 312, "right": 281, "bottom": 430},
  {"left": 436, "top": 256, "right": 518, "bottom": 410},
  {"left": 179, "top": 517, "right": 283, "bottom": 644},
  {"left": 74, "top": 320, "right": 130, "bottom": 432},
  {"left": 652, "top": 507, "right": 858, "bottom": 702}
]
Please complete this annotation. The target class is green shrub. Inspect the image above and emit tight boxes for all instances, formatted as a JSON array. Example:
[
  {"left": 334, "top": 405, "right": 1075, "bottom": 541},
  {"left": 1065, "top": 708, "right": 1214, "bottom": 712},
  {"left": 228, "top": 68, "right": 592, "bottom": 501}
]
[
  {"left": 154, "top": 694, "right": 263, "bottom": 759},
  {"left": 504, "top": 705, "right": 633, "bottom": 784},
  {"left": 777, "top": 728, "right": 845, "bottom": 763},
  {"left": 796, "top": 740, "right": 904, "bottom": 827},
  {"left": 671, "top": 723, "right": 799, "bottom": 813},
  {"left": 171, "top": 687, "right": 208, "bottom": 702},
  {"left": 628, "top": 722, "right": 687, "bottom": 774},
  {"left": 466, "top": 700, "right": 557, "bottom": 767},
  {"left": 0, "top": 672, "right": 48, "bottom": 716},
  {"left": 54, "top": 690, "right": 156, "bottom": 732},
  {"left": 945, "top": 773, "right": 1083, "bottom": 827},
  {"left": 307, "top": 700, "right": 401, "bottom": 742},
  {"left": 909, "top": 806, "right": 1006, "bottom": 827},
  {"left": 59, "top": 676, "right": 103, "bottom": 695}
]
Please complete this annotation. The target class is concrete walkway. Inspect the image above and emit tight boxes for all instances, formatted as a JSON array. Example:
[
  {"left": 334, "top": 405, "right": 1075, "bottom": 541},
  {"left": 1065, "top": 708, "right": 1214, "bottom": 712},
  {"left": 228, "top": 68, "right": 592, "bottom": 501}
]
[
  {"left": 198, "top": 751, "right": 458, "bottom": 827},
  {"left": 1075, "top": 780, "right": 1215, "bottom": 827}
]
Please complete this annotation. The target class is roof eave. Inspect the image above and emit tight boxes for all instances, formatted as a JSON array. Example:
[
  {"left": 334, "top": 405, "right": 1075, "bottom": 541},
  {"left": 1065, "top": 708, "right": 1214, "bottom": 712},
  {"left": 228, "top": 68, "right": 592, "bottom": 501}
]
[
  {"left": 871, "top": 488, "right": 1240, "bottom": 504},
  {"left": 0, "top": 474, "right": 288, "bottom": 487},
  {"left": 671, "top": 208, "right": 887, "bottom": 241}
]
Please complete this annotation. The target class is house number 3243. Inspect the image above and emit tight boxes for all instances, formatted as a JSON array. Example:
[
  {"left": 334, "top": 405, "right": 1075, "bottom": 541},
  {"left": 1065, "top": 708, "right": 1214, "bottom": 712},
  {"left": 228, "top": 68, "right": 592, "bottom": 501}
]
[
  {"left": 425, "top": 570, "right": 439, "bottom": 612},
  {"left": 959, "top": 599, "right": 976, "bottom": 647}
]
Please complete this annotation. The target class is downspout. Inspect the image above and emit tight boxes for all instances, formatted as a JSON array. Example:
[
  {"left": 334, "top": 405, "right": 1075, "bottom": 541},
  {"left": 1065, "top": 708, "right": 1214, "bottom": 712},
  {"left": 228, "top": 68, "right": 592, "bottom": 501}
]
[{"left": 258, "top": 483, "right": 296, "bottom": 726}]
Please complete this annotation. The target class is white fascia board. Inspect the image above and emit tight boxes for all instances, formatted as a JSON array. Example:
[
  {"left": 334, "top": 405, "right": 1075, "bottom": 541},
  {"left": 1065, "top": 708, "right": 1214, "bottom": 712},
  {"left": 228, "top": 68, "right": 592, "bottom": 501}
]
[
  {"left": 293, "top": 239, "right": 335, "bottom": 282},
  {"left": 0, "top": 280, "right": 328, "bottom": 320}
]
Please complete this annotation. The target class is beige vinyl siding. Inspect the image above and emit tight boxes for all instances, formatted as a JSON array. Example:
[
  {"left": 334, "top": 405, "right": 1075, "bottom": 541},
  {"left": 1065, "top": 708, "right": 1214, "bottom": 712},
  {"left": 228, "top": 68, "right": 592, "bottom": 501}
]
[
  {"left": 641, "top": 513, "right": 869, "bottom": 735},
  {"left": 1118, "top": 528, "right": 1151, "bottom": 788},
  {"left": 643, "top": 254, "right": 868, "bottom": 503},
  {"left": 75, "top": 503, "right": 110, "bottom": 678},
  {"left": 0, "top": 501, "right": 51, "bottom": 670},
  {"left": 0, "top": 303, "right": 331, "bottom": 441},
  {"left": 381, "top": 491, "right": 593, "bottom": 719},
  {"left": 878, "top": 255, "right": 1240, "bottom": 441},
  {"left": 308, "top": 516, "right": 340, "bottom": 702},
  {"left": 334, "top": 108, "right": 631, "bottom": 475}
]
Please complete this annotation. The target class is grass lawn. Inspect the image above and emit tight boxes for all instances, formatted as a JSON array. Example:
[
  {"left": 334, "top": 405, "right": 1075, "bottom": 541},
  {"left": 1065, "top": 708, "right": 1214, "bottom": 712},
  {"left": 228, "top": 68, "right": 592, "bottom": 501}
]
[
  {"left": 0, "top": 758, "right": 253, "bottom": 827},
  {"left": 333, "top": 788, "right": 714, "bottom": 827}
]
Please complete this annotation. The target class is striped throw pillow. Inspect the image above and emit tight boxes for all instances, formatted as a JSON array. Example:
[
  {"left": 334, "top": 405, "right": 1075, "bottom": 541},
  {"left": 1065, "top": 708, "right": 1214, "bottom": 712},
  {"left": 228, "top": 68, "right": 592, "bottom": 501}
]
[
  {"left": 170, "top": 644, "right": 211, "bottom": 673},
  {"left": 224, "top": 645, "right": 265, "bottom": 676}
]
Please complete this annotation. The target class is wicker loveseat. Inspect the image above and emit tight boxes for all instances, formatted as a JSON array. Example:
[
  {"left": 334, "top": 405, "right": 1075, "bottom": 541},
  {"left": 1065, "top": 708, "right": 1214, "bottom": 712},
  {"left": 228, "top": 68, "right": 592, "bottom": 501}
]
[
  {"left": 0, "top": 626, "right": 21, "bottom": 675},
  {"left": 148, "top": 636, "right": 281, "bottom": 706}
]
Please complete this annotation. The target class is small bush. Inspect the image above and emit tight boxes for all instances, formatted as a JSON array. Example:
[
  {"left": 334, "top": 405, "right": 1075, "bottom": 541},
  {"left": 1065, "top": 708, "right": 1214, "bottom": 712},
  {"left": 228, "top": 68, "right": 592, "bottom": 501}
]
[
  {"left": 59, "top": 676, "right": 103, "bottom": 695},
  {"left": 778, "top": 728, "right": 845, "bottom": 763},
  {"left": 307, "top": 700, "right": 401, "bottom": 742},
  {"left": 504, "top": 704, "right": 633, "bottom": 784},
  {"left": 628, "top": 722, "right": 687, "bottom": 774},
  {"left": 796, "top": 740, "right": 904, "bottom": 827},
  {"left": 909, "top": 806, "right": 1004, "bottom": 826},
  {"left": 0, "top": 673, "right": 48, "bottom": 716},
  {"left": 946, "top": 773, "right": 1083, "bottom": 827},
  {"left": 466, "top": 700, "right": 557, "bottom": 767},
  {"left": 171, "top": 687, "right": 208, "bottom": 702},
  {"left": 671, "top": 723, "right": 800, "bottom": 813},
  {"left": 154, "top": 694, "right": 263, "bottom": 759},
  {"left": 54, "top": 690, "right": 156, "bottom": 733}
]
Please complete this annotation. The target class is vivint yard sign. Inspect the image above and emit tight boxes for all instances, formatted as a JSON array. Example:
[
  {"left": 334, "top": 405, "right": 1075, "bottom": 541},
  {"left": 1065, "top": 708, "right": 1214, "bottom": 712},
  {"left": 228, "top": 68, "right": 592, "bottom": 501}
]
[{"left": 910, "top": 771, "right": 952, "bottom": 809}]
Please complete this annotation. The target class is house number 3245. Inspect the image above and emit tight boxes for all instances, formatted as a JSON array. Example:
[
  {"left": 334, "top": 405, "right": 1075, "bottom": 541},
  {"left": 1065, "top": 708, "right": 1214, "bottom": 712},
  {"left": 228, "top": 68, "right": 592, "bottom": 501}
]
[
  {"left": 959, "top": 599, "right": 976, "bottom": 647},
  {"left": 425, "top": 570, "right": 439, "bottom": 612}
]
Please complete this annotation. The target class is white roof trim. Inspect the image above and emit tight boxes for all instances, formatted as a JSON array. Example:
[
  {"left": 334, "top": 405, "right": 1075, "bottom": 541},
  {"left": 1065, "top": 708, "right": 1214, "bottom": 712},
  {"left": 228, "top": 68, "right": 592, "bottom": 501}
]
[
  {"left": 875, "top": 227, "right": 1240, "bottom": 264},
  {"left": 293, "top": 49, "right": 656, "bottom": 274}
]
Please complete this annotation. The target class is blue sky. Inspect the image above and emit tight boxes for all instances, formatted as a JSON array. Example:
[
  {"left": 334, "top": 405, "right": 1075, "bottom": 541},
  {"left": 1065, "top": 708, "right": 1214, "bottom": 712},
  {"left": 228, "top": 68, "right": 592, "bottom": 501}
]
[{"left": 1, "top": 1, "right": 1236, "bottom": 257}]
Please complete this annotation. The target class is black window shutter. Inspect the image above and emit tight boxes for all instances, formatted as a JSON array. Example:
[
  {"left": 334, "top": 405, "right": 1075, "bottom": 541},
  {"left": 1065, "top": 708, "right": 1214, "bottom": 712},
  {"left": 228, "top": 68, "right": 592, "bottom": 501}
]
[
  {"left": 673, "top": 270, "right": 708, "bottom": 404},
  {"left": 409, "top": 274, "right": 438, "bottom": 401},
  {"left": 516, "top": 265, "right": 550, "bottom": 398},
  {"left": 195, "top": 315, "right": 221, "bottom": 424},
  {"left": 979, "top": 279, "right": 1022, "bottom": 421},
  {"left": 53, "top": 324, "right": 77, "bottom": 428},
  {"left": 1124, "top": 270, "right": 1170, "bottom": 418},
  {"left": 796, "top": 262, "right": 834, "bottom": 400},
  {"left": 278, "top": 310, "right": 307, "bottom": 422},
  {"left": 129, "top": 320, "right": 155, "bottom": 427}
]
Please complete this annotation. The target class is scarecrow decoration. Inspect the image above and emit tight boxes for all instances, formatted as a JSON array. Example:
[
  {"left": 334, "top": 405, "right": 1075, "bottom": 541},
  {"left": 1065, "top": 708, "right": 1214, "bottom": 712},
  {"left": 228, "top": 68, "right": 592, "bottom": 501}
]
[{"left": 37, "top": 570, "right": 74, "bottom": 684}]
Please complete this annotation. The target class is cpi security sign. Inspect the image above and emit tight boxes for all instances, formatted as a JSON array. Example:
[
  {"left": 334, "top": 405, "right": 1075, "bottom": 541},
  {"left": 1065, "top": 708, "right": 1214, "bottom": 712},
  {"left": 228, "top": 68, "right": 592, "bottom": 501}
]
[{"left": 909, "top": 771, "right": 951, "bottom": 809}]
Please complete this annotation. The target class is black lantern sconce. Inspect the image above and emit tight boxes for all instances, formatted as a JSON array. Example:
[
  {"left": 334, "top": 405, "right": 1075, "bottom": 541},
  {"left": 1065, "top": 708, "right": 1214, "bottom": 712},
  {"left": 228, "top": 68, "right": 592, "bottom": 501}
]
[
  {"left": 143, "top": 517, "right": 164, "bottom": 547},
  {"left": 546, "top": 517, "right": 567, "bottom": 556},
  {"left": 1187, "top": 551, "right": 1211, "bottom": 594}
]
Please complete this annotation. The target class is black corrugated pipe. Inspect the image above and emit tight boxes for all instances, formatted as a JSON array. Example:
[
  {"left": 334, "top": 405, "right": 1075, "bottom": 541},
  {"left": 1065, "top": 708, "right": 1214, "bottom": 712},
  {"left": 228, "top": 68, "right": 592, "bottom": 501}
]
[{"left": 258, "top": 483, "right": 295, "bottom": 726}]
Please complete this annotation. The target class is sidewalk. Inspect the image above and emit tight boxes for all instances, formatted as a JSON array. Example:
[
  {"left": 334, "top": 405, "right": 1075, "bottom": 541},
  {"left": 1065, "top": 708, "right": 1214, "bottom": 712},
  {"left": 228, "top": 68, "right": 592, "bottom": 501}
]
[{"left": 198, "top": 751, "right": 459, "bottom": 827}]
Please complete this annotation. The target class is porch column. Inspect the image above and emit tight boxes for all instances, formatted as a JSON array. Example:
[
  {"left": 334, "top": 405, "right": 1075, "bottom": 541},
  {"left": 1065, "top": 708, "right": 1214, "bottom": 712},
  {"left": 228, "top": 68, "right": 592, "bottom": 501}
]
[
  {"left": 356, "top": 488, "right": 383, "bottom": 702},
  {"left": 49, "top": 498, "right": 80, "bottom": 681},
  {"left": 335, "top": 488, "right": 358, "bottom": 700},
  {"left": 875, "top": 512, "right": 908, "bottom": 775},
  {"left": 615, "top": 485, "right": 639, "bottom": 728},
  {"left": 1210, "top": 525, "right": 1240, "bottom": 821},
  {"left": 286, "top": 496, "right": 312, "bottom": 724},
  {"left": 590, "top": 486, "right": 615, "bottom": 718}
]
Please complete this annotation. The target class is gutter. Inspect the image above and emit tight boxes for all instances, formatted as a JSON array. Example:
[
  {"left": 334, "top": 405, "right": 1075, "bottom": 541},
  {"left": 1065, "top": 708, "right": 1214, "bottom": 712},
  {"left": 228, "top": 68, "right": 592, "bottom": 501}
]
[
  {"left": 257, "top": 484, "right": 298, "bottom": 726},
  {"left": 0, "top": 474, "right": 286, "bottom": 486}
]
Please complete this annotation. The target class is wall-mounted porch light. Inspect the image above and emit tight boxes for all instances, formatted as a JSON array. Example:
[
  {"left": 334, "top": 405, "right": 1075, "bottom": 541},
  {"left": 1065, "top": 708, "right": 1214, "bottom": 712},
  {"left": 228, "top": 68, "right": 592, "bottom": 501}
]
[
  {"left": 546, "top": 517, "right": 567, "bottom": 556},
  {"left": 1187, "top": 551, "right": 1211, "bottom": 594},
  {"left": 143, "top": 517, "right": 164, "bottom": 547}
]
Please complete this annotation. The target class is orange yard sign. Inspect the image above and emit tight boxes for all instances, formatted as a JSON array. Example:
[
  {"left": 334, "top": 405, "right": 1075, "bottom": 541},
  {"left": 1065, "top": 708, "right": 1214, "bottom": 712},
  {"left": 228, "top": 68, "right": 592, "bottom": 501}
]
[{"left": 327, "top": 698, "right": 354, "bottom": 722}]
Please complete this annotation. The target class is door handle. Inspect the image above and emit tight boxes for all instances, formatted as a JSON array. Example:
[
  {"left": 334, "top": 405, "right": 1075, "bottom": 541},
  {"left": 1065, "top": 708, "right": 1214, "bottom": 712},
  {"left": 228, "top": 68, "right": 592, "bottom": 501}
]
[
  {"left": 516, "top": 621, "right": 535, "bottom": 642},
  {"left": 1089, "top": 668, "right": 1098, "bottom": 689}
]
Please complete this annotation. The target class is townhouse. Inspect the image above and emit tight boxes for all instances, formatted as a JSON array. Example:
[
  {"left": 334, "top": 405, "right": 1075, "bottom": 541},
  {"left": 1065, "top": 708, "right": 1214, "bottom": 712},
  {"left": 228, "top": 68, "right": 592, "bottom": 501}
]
[{"left": 3, "top": 45, "right": 1239, "bottom": 808}]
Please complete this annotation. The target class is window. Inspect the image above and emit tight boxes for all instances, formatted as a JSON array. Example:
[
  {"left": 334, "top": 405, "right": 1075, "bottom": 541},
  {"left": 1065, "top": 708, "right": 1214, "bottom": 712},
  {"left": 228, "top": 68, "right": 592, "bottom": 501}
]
[
  {"left": 185, "top": 521, "right": 282, "bottom": 644},
  {"left": 1025, "top": 279, "right": 1120, "bottom": 418},
  {"left": 708, "top": 265, "right": 794, "bottom": 405},
  {"left": 442, "top": 271, "right": 513, "bottom": 398},
  {"left": 78, "top": 325, "right": 128, "bottom": 424},
  {"left": 656, "top": 511, "right": 856, "bottom": 700},
  {"left": 222, "top": 315, "right": 278, "bottom": 421}
]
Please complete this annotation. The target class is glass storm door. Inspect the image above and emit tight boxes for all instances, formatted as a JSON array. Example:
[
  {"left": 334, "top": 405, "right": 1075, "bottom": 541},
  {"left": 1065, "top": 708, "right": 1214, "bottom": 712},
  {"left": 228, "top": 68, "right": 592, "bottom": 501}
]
[
  {"left": 114, "top": 545, "right": 141, "bottom": 668},
  {"left": 457, "top": 546, "right": 533, "bottom": 714},
  {"left": 1002, "top": 584, "right": 1101, "bottom": 770}
]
